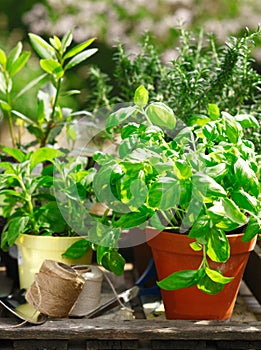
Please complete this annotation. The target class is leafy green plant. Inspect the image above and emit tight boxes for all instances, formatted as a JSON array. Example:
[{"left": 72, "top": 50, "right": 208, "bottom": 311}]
[
  {"left": 0, "top": 31, "right": 98, "bottom": 149},
  {"left": 91, "top": 85, "right": 261, "bottom": 294},
  {"left": 88, "top": 27, "right": 261, "bottom": 152},
  {"left": 0, "top": 146, "right": 95, "bottom": 249}
]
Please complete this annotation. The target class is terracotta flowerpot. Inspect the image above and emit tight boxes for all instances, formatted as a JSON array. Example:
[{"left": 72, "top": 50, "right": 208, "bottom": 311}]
[{"left": 147, "top": 229, "right": 257, "bottom": 320}]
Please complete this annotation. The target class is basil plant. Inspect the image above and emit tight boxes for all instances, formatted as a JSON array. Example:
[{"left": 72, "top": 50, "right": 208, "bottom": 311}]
[{"left": 90, "top": 85, "right": 261, "bottom": 293}]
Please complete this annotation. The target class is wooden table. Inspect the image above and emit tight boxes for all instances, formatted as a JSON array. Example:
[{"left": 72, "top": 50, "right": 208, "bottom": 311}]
[{"left": 0, "top": 248, "right": 260, "bottom": 350}]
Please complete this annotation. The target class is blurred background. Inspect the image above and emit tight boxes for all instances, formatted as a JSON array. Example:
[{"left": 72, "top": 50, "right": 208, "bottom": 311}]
[{"left": 0, "top": 0, "right": 261, "bottom": 149}]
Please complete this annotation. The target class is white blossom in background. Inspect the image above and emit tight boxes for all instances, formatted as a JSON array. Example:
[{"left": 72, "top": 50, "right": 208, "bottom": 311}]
[{"left": 22, "top": 0, "right": 261, "bottom": 61}]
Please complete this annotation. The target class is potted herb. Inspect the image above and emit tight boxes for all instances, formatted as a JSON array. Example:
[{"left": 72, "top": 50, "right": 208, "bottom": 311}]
[
  {"left": 0, "top": 31, "right": 101, "bottom": 289},
  {"left": 0, "top": 146, "right": 96, "bottom": 289},
  {"left": 91, "top": 85, "right": 261, "bottom": 320}
]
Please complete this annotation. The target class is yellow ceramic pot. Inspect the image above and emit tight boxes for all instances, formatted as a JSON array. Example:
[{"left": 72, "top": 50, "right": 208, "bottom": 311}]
[{"left": 15, "top": 234, "right": 92, "bottom": 289}]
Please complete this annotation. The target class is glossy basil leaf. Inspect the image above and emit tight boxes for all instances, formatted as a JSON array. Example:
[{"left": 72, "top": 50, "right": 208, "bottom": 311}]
[
  {"left": 113, "top": 207, "right": 152, "bottom": 229},
  {"left": 208, "top": 104, "right": 220, "bottom": 120},
  {"left": 197, "top": 269, "right": 225, "bottom": 295},
  {"left": 205, "top": 163, "right": 227, "bottom": 181},
  {"left": 231, "top": 189, "right": 258, "bottom": 214},
  {"left": 187, "top": 114, "right": 211, "bottom": 126},
  {"left": 222, "top": 111, "right": 241, "bottom": 143},
  {"left": 188, "top": 215, "right": 209, "bottom": 244},
  {"left": 190, "top": 241, "right": 202, "bottom": 251},
  {"left": 234, "top": 158, "right": 259, "bottom": 197},
  {"left": 202, "top": 122, "right": 218, "bottom": 141},
  {"left": 208, "top": 198, "right": 246, "bottom": 225},
  {"left": 205, "top": 267, "right": 233, "bottom": 284},
  {"left": 106, "top": 106, "right": 137, "bottom": 130},
  {"left": 173, "top": 160, "right": 192, "bottom": 180},
  {"left": 120, "top": 173, "right": 147, "bottom": 209},
  {"left": 99, "top": 249, "right": 126, "bottom": 276},
  {"left": 149, "top": 212, "right": 167, "bottom": 231},
  {"left": 193, "top": 173, "right": 226, "bottom": 197},
  {"left": 62, "top": 239, "right": 91, "bottom": 259},
  {"left": 157, "top": 269, "right": 201, "bottom": 290},
  {"left": 146, "top": 102, "right": 176, "bottom": 129},
  {"left": 235, "top": 114, "right": 259, "bottom": 129},
  {"left": 147, "top": 177, "right": 180, "bottom": 210},
  {"left": 134, "top": 85, "right": 149, "bottom": 107},
  {"left": 242, "top": 216, "right": 261, "bottom": 242},
  {"left": 207, "top": 228, "right": 230, "bottom": 263}
]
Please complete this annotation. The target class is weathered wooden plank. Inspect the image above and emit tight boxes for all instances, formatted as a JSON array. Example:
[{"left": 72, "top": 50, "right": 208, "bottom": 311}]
[
  {"left": 151, "top": 340, "right": 206, "bottom": 349},
  {"left": 13, "top": 340, "right": 68, "bottom": 350},
  {"left": 0, "top": 319, "right": 261, "bottom": 341},
  {"left": 85, "top": 340, "right": 138, "bottom": 349}
]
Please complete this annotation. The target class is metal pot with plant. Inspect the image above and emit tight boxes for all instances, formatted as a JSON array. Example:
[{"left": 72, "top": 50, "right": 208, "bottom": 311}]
[{"left": 90, "top": 85, "right": 261, "bottom": 319}]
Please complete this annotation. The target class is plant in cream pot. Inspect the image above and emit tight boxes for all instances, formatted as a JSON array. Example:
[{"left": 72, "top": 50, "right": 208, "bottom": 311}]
[{"left": 91, "top": 85, "right": 261, "bottom": 319}]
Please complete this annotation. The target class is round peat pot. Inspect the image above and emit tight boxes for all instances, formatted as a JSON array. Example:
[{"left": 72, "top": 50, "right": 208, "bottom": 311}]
[
  {"left": 147, "top": 229, "right": 257, "bottom": 320},
  {"left": 15, "top": 234, "right": 92, "bottom": 289}
]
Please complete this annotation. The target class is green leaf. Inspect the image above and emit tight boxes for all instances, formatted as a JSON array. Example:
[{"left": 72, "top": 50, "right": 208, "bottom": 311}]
[
  {"left": 193, "top": 173, "right": 226, "bottom": 197},
  {"left": 208, "top": 198, "right": 247, "bottom": 225},
  {"left": 40, "top": 59, "right": 64, "bottom": 78},
  {"left": 134, "top": 85, "right": 149, "bottom": 107},
  {"left": 30, "top": 147, "right": 64, "bottom": 171},
  {"left": 188, "top": 215, "right": 210, "bottom": 244},
  {"left": 106, "top": 106, "right": 137, "bottom": 130},
  {"left": 1, "top": 146, "right": 26, "bottom": 162},
  {"left": 0, "top": 48, "right": 7, "bottom": 67},
  {"left": 173, "top": 160, "right": 192, "bottom": 180},
  {"left": 62, "top": 239, "right": 91, "bottom": 259},
  {"left": 207, "top": 228, "right": 230, "bottom": 263},
  {"left": 65, "top": 48, "right": 98, "bottom": 70},
  {"left": 61, "top": 31, "right": 73, "bottom": 52},
  {"left": 114, "top": 207, "right": 152, "bottom": 229},
  {"left": 6, "top": 42, "right": 22, "bottom": 70},
  {"left": 0, "top": 100, "right": 11, "bottom": 112},
  {"left": 157, "top": 269, "right": 200, "bottom": 290},
  {"left": 187, "top": 114, "right": 211, "bottom": 126},
  {"left": 102, "top": 250, "right": 126, "bottom": 276},
  {"left": 242, "top": 216, "right": 261, "bottom": 242},
  {"left": 146, "top": 102, "right": 176, "bottom": 129},
  {"left": 29, "top": 33, "right": 55, "bottom": 59},
  {"left": 9, "top": 51, "right": 31, "bottom": 77},
  {"left": 147, "top": 177, "right": 180, "bottom": 210},
  {"left": 235, "top": 114, "right": 259, "bottom": 129},
  {"left": 63, "top": 37, "right": 96, "bottom": 60},
  {"left": 7, "top": 216, "right": 29, "bottom": 247},
  {"left": 205, "top": 267, "right": 233, "bottom": 284},
  {"left": 208, "top": 104, "right": 220, "bottom": 120},
  {"left": 197, "top": 270, "right": 225, "bottom": 295},
  {"left": 190, "top": 241, "right": 202, "bottom": 251},
  {"left": 231, "top": 189, "right": 258, "bottom": 214},
  {"left": 222, "top": 111, "right": 241, "bottom": 143},
  {"left": 205, "top": 163, "right": 227, "bottom": 181},
  {"left": 234, "top": 158, "right": 259, "bottom": 197},
  {"left": 49, "top": 35, "right": 61, "bottom": 51},
  {"left": 149, "top": 212, "right": 167, "bottom": 231}
]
